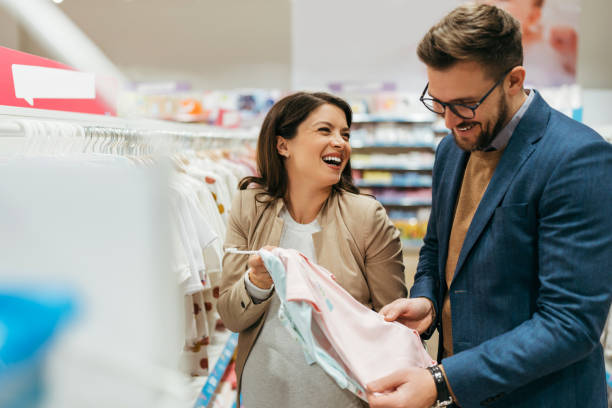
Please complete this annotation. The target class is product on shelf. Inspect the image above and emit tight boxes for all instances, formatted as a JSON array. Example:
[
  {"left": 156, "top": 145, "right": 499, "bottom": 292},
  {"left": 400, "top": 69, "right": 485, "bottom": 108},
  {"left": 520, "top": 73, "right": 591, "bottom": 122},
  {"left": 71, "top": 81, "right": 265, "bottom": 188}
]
[
  {"left": 117, "top": 87, "right": 282, "bottom": 127},
  {"left": 351, "top": 152, "right": 434, "bottom": 170},
  {"left": 340, "top": 91, "right": 437, "bottom": 252}
]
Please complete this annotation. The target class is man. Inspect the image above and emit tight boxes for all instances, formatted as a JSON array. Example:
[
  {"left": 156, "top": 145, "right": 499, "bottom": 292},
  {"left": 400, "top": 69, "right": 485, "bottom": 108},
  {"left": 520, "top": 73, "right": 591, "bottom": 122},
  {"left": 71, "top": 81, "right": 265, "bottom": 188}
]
[{"left": 367, "top": 4, "right": 612, "bottom": 408}]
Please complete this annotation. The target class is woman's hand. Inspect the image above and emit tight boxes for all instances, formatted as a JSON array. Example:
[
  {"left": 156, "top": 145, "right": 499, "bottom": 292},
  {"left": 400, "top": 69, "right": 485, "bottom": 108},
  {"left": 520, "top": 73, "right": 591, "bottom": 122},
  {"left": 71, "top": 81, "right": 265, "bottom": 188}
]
[{"left": 247, "top": 245, "right": 276, "bottom": 289}]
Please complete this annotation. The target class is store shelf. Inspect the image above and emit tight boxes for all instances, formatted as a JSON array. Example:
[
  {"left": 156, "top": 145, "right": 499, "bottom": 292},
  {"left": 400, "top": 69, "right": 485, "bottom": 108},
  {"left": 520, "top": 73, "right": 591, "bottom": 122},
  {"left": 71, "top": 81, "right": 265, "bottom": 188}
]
[
  {"left": 351, "top": 143, "right": 436, "bottom": 150},
  {"left": 352, "top": 165, "right": 433, "bottom": 171},
  {"left": 378, "top": 200, "right": 432, "bottom": 207},
  {"left": 356, "top": 181, "right": 432, "bottom": 188},
  {"left": 352, "top": 113, "right": 435, "bottom": 124},
  {"left": 194, "top": 331, "right": 239, "bottom": 408},
  {"left": 401, "top": 238, "right": 424, "bottom": 252}
]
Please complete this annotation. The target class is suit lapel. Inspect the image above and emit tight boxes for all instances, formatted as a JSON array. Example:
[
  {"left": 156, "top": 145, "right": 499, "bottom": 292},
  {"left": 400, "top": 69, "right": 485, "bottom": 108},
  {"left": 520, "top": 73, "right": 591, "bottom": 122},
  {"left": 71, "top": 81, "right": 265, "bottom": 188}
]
[
  {"left": 438, "top": 143, "right": 469, "bottom": 280},
  {"left": 452, "top": 92, "right": 550, "bottom": 282}
]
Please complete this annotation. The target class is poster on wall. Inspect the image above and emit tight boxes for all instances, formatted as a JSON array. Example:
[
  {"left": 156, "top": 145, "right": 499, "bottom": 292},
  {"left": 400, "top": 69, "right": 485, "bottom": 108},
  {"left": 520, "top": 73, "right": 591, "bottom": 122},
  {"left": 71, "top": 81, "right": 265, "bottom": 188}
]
[
  {"left": 291, "top": 0, "right": 459, "bottom": 92},
  {"left": 292, "top": 0, "right": 579, "bottom": 92},
  {"left": 475, "top": 0, "right": 580, "bottom": 87}
]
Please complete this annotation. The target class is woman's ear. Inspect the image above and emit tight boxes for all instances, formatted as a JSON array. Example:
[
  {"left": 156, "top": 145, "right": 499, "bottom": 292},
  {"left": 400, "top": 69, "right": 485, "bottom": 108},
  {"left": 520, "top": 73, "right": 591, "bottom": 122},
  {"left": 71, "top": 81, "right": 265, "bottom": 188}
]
[{"left": 276, "top": 136, "right": 290, "bottom": 158}]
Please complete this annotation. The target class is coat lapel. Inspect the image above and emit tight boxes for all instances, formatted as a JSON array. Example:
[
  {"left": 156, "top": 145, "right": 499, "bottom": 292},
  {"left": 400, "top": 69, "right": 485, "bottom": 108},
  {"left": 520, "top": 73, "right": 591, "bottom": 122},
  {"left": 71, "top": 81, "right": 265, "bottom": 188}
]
[
  {"left": 312, "top": 194, "right": 338, "bottom": 268},
  {"left": 438, "top": 143, "right": 469, "bottom": 280},
  {"left": 268, "top": 198, "right": 285, "bottom": 247},
  {"left": 452, "top": 92, "right": 550, "bottom": 282}
]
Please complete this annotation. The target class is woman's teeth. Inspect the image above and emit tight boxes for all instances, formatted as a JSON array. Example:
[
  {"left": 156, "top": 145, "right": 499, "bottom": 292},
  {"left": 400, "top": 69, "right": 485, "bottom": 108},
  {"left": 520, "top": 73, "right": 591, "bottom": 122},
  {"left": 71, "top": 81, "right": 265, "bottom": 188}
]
[{"left": 322, "top": 156, "right": 341, "bottom": 165}]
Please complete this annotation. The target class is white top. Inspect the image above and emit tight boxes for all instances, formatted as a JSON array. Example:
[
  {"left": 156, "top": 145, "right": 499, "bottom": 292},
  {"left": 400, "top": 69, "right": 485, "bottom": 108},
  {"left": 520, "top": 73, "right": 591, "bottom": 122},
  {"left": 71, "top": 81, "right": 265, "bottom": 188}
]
[{"left": 244, "top": 207, "right": 321, "bottom": 300}]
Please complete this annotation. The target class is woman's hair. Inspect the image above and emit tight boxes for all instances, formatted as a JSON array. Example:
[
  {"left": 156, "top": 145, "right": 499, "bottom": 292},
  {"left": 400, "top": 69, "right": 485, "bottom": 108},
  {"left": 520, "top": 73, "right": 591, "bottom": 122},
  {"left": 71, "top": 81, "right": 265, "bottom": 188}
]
[
  {"left": 239, "top": 91, "right": 359, "bottom": 201},
  {"left": 417, "top": 3, "right": 523, "bottom": 80}
]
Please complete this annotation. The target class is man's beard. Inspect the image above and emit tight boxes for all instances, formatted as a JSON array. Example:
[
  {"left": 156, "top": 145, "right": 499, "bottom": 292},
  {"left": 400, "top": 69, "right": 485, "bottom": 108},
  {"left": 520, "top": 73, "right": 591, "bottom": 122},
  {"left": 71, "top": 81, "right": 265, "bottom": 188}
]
[{"left": 452, "top": 95, "right": 509, "bottom": 151}]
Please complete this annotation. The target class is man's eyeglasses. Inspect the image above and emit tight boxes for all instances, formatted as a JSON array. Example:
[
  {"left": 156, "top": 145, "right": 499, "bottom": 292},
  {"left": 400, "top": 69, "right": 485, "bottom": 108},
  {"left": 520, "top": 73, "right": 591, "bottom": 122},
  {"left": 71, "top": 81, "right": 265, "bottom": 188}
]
[{"left": 419, "top": 68, "right": 513, "bottom": 120}]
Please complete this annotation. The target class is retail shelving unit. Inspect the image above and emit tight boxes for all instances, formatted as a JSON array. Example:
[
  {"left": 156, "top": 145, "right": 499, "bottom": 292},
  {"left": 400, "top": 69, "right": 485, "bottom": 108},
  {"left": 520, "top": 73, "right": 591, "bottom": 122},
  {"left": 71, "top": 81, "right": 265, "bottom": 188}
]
[{"left": 350, "top": 114, "right": 442, "bottom": 251}]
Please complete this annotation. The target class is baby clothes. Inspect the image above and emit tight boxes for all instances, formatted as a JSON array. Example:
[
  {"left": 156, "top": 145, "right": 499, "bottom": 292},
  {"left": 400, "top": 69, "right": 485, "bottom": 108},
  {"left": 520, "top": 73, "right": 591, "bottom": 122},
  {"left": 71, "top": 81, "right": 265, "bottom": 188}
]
[{"left": 259, "top": 247, "right": 435, "bottom": 399}]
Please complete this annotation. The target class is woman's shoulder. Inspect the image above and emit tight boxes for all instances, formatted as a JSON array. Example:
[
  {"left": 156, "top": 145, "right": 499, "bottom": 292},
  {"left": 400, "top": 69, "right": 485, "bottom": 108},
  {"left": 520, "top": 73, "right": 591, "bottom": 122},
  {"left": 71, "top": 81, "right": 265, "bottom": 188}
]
[
  {"left": 334, "top": 191, "right": 392, "bottom": 248},
  {"left": 334, "top": 191, "right": 387, "bottom": 234},
  {"left": 336, "top": 191, "right": 382, "bottom": 212},
  {"left": 231, "top": 187, "right": 276, "bottom": 217}
]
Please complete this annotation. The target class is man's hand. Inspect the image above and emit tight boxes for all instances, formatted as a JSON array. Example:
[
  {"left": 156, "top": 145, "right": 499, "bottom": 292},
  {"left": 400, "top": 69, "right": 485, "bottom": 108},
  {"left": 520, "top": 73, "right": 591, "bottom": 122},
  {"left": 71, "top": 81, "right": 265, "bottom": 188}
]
[
  {"left": 379, "top": 297, "right": 435, "bottom": 334},
  {"left": 366, "top": 367, "right": 437, "bottom": 408},
  {"left": 247, "top": 245, "right": 276, "bottom": 289}
]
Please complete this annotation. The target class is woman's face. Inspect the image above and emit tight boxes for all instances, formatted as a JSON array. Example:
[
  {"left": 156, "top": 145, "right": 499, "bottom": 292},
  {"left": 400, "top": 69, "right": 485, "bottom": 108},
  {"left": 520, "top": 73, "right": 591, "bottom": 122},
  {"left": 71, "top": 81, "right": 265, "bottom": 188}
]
[{"left": 278, "top": 103, "right": 351, "bottom": 191}]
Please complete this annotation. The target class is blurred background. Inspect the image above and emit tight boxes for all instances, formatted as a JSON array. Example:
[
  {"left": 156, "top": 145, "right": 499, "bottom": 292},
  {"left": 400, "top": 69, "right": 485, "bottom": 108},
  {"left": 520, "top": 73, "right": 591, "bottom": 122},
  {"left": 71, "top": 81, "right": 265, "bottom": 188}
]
[{"left": 0, "top": 1, "right": 610, "bottom": 407}]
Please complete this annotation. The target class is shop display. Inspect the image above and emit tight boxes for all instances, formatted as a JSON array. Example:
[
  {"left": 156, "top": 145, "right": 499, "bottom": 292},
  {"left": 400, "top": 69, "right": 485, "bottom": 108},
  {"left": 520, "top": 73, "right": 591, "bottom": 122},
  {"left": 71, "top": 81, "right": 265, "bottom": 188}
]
[
  {"left": 0, "top": 113, "right": 256, "bottom": 408},
  {"left": 118, "top": 87, "right": 282, "bottom": 128},
  {"left": 341, "top": 94, "right": 436, "bottom": 248}
]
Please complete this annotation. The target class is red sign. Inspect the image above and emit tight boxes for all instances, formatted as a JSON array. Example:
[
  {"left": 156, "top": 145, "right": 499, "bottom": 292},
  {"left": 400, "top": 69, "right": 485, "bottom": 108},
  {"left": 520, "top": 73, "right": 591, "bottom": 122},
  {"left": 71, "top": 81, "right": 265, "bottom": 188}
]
[{"left": 0, "top": 46, "right": 116, "bottom": 116}]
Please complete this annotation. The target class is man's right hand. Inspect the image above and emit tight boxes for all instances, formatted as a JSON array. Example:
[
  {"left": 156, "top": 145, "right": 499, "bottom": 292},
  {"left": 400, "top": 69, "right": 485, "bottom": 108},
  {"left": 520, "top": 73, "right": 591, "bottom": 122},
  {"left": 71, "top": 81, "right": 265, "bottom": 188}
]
[
  {"left": 246, "top": 246, "right": 275, "bottom": 289},
  {"left": 379, "top": 297, "right": 435, "bottom": 335}
]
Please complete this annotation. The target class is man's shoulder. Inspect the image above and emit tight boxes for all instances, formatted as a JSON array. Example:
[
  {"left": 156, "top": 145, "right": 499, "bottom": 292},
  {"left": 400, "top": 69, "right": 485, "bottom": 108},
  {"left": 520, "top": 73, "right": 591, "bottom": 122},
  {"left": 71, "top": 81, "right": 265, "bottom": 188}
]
[
  {"left": 548, "top": 109, "right": 603, "bottom": 144},
  {"left": 537, "top": 110, "right": 611, "bottom": 164}
]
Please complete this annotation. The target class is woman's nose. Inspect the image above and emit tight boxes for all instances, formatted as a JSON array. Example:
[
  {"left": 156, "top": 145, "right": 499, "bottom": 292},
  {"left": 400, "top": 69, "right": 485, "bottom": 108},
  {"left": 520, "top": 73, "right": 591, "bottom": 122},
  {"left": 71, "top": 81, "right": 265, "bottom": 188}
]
[{"left": 331, "top": 132, "right": 345, "bottom": 147}]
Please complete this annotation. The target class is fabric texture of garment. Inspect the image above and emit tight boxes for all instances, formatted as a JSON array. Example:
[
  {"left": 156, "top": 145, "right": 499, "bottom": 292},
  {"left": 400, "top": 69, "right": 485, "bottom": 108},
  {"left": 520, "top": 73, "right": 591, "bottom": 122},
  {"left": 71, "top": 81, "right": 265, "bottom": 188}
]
[
  {"left": 412, "top": 90, "right": 612, "bottom": 407},
  {"left": 259, "top": 247, "right": 434, "bottom": 400}
]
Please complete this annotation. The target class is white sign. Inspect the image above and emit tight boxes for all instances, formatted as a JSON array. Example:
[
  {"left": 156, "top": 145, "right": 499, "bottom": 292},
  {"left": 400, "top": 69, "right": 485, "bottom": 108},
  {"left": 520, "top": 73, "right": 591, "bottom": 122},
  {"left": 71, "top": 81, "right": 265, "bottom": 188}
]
[{"left": 12, "top": 64, "right": 96, "bottom": 106}]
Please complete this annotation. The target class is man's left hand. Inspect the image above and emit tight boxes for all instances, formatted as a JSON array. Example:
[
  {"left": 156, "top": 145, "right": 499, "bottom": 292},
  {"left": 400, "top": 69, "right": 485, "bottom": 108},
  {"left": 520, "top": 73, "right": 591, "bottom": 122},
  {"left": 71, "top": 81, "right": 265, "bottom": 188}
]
[{"left": 366, "top": 367, "right": 437, "bottom": 408}]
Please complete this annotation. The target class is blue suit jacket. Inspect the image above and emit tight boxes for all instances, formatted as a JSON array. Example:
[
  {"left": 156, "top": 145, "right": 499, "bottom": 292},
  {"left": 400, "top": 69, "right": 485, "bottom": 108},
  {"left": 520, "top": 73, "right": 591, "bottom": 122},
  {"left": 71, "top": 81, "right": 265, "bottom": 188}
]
[{"left": 411, "top": 92, "right": 612, "bottom": 407}]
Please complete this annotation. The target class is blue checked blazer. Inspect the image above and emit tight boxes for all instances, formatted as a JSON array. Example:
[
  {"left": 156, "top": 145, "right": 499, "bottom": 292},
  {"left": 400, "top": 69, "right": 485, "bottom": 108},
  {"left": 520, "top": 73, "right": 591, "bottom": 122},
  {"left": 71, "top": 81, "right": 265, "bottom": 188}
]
[{"left": 411, "top": 91, "right": 612, "bottom": 408}]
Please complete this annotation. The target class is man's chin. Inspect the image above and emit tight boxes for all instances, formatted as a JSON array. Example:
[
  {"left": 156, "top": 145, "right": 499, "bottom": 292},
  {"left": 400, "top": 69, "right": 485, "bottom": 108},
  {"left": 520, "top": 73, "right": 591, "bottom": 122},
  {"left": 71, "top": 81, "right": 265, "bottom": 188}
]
[{"left": 452, "top": 131, "right": 480, "bottom": 151}]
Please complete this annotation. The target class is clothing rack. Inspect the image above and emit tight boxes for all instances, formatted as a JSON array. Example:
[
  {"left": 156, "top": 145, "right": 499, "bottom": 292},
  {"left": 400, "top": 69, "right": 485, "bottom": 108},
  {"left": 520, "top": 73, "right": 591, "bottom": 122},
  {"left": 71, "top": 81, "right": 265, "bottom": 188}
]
[
  {"left": 0, "top": 104, "right": 256, "bottom": 408},
  {"left": 0, "top": 105, "right": 257, "bottom": 155}
]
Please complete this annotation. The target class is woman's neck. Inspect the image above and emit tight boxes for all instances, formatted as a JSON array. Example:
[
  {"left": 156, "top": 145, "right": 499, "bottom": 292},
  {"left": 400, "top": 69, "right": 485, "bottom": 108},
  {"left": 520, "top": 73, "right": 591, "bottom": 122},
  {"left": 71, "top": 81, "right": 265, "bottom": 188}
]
[{"left": 284, "top": 184, "right": 331, "bottom": 224}]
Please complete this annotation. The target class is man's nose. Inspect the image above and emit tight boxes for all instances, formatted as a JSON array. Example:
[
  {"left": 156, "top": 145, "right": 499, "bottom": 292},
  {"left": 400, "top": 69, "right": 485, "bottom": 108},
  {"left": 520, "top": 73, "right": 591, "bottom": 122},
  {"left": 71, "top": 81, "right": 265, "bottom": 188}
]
[{"left": 444, "top": 108, "right": 463, "bottom": 130}]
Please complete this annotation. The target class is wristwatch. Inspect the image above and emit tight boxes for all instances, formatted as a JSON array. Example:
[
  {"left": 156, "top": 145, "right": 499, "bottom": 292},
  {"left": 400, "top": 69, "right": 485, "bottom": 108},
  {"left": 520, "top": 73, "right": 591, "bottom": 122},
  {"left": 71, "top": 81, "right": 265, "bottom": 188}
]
[{"left": 427, "top": 365, "right": 454, "bottom": 407}]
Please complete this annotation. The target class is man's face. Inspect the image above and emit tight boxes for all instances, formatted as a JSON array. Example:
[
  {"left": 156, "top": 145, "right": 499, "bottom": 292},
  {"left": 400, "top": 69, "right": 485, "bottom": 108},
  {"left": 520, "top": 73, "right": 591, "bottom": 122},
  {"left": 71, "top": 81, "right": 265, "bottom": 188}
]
[{"left": 426, "top": 61, "right": 509, "bottom": 151}]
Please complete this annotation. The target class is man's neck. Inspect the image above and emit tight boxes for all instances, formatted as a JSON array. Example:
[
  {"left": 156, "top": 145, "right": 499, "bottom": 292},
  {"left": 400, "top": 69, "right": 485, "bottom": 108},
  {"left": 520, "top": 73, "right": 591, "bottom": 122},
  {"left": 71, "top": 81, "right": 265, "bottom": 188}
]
[{"left": 505, "top": 89, "right": 529, "bottom": 126}]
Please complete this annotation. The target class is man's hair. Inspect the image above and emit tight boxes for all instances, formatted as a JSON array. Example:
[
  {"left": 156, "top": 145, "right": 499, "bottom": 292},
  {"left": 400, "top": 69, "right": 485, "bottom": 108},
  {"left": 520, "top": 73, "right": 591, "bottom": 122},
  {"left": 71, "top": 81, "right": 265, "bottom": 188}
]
[
  {"left": 534, "top": 0, "right": 545, "bottom": 8},
  {"left": 417, "top": 3, "right": 523, "bottom": 79}
]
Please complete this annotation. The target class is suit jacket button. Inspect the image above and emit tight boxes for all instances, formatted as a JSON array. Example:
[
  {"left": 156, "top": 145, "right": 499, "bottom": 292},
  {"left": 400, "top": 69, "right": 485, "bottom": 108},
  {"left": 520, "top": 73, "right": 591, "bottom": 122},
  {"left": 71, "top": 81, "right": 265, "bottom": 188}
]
[{"left": 241, "top": 301, "right": 246, "bottom": 308}]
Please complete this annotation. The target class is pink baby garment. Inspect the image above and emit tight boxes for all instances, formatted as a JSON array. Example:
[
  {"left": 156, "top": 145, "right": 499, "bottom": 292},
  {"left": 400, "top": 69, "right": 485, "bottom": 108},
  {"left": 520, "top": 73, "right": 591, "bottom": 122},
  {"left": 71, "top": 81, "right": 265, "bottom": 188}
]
[{"left": 259, "top": 247, "right": 436, "bottom": 397}]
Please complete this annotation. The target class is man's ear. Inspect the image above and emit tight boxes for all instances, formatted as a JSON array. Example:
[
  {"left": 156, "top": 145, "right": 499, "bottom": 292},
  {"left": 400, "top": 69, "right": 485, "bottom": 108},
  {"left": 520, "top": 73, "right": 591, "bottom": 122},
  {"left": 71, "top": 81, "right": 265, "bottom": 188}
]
[
  {"left": 506, "top": 66, "right": 526, "bottom": 97},
  {"left": 276, "top": 136, "right": 290, "bottom": 158}
]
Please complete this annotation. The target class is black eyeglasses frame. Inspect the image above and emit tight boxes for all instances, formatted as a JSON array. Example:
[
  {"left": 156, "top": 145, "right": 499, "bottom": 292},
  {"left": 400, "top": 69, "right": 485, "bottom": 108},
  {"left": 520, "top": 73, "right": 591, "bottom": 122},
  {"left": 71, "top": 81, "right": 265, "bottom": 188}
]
[{"left": 419, "top": 68, "right": 514, "bottom": 120}]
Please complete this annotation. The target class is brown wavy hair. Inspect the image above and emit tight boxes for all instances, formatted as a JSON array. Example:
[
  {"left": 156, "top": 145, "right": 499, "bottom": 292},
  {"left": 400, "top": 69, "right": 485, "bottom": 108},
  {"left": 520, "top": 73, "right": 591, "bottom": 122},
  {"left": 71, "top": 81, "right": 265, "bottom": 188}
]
[
  {"left": 417, "top": 3, "right": 523, "bottom": 80},
  {"left": 239, "top": 91, "right": 359, "bottom": 201}
]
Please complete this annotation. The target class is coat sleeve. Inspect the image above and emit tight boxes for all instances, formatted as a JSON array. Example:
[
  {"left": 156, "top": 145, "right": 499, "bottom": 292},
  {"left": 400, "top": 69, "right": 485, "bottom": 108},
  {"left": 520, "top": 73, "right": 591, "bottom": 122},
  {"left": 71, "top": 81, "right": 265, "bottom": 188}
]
[
  {"left": 442, "top": 140, "right": 612, "bottom": 406},
  {"left": 362, "top": 199, "right": 407, "bottom": 312},
  {"left": 216, "top": 191, "right": 273, "bottom": 333}
]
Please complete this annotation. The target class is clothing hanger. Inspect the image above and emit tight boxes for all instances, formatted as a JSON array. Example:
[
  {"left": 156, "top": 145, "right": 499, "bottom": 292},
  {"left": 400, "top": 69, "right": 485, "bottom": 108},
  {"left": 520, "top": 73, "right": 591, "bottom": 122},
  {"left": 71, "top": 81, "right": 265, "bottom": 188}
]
[{"left": 224, "top": 248, "right": 258, "bottom": 255}]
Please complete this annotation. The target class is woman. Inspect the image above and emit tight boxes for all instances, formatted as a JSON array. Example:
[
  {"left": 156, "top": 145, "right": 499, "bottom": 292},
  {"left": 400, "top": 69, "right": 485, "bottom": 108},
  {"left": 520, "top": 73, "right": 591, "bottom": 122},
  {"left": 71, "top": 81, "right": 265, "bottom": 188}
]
[{"left": 217, "top": 92, "right": 406, "bottom": 407}]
